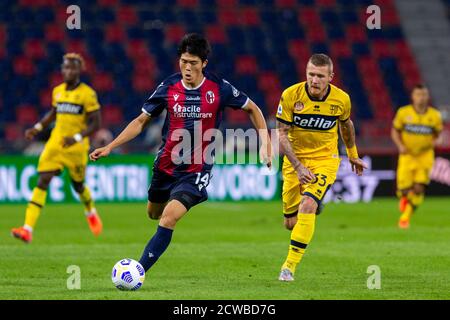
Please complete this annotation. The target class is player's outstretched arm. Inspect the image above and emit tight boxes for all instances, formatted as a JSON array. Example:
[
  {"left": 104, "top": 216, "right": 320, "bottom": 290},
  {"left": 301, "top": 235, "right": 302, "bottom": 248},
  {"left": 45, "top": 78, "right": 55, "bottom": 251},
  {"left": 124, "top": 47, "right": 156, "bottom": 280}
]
[
  {"left": 339, "top": 119, "right": 368, "bottom": 176},
  {"left": 242, "top": 100, "right": 272, "bottom": 168},
  {"left": 25, "top": 108, "right": 57, "bottom": 140},
  {"left": 276, "top": 120, "right": 316, "bottom": 184},
  {"left": 89, "top": 112, "right": 152, "bottom": 161}
]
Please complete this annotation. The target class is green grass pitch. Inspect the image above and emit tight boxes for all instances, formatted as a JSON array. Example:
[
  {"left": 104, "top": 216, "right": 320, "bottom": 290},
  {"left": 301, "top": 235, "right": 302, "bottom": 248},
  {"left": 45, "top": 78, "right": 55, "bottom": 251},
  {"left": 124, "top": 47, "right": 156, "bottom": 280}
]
[{"left": 0, "top": 198, "right": 449, "bottom": 300}]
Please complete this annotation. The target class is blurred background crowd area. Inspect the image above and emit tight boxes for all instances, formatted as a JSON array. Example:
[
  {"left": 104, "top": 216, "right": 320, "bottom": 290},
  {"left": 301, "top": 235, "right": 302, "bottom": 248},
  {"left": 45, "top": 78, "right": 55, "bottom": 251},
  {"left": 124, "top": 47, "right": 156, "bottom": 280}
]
[{"left": 0, "top": 0, "right": 449, "bottom": 155}]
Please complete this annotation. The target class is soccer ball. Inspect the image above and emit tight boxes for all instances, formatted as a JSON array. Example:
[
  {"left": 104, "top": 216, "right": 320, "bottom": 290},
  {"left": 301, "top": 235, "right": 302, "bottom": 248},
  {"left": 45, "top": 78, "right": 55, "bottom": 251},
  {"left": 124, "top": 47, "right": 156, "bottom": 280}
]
[{"left": 111, "top": 258, "right": 145, "bottom": 291}]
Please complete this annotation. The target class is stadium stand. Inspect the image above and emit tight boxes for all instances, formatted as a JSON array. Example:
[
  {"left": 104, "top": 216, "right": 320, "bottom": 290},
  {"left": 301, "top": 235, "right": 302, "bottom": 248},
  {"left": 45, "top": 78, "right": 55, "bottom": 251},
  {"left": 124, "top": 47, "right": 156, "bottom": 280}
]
[{"left": 0, "top": 0, "right": 428, "bottom": 152}]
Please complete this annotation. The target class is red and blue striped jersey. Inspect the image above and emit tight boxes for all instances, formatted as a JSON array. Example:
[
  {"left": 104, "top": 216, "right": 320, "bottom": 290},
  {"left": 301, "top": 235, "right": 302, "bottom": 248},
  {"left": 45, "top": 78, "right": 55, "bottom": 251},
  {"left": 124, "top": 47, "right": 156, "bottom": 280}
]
[{"left": 142, "top": 72, "right": 249, "bottom": 176}]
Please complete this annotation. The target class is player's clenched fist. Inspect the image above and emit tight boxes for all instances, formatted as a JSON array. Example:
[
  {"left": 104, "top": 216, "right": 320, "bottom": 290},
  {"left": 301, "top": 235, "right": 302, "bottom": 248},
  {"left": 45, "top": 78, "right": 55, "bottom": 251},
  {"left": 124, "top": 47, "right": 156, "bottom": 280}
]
[
  {"left": 89, "top": 146, "right": 111, "bottom": 161},
  {"left": 24, "top": 127, "right": 39, "bottom": 141}
]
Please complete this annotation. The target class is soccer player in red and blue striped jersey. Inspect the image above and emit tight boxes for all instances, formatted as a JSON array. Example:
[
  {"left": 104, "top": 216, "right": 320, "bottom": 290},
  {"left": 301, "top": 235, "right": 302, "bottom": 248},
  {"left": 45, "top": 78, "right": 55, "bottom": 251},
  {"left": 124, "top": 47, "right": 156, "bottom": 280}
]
[{"left": 90, "top": 34, "right": 271, "bottom": 275}]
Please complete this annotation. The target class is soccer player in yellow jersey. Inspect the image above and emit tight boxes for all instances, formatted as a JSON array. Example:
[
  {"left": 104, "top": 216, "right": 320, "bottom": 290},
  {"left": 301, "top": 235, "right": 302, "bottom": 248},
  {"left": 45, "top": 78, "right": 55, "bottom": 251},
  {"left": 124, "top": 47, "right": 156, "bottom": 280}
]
[
  {"left": 276, "top": 54, "right": 367, "bottom": 281},
  {"left": 11, "top": 53, "right": 103, "bottom": 243},
  {"left": 391, "top": 84, "right": 443, "bottom": 229}
]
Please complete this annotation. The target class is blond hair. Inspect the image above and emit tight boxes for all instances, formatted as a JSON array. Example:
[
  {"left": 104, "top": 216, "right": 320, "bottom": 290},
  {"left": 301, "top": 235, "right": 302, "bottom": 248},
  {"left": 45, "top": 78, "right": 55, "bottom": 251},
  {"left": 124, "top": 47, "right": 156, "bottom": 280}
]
[{"left": 63, "top": 53, "right": 85, "bottom": 71}]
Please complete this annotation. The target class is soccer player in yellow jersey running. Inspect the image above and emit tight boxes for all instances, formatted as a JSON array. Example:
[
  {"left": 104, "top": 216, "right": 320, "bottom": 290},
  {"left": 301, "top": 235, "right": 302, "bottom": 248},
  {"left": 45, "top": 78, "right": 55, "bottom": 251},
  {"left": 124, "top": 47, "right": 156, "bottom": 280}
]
[
  {"left": 276, "top": 54, "right": 367, "bottom": 281},
  {"left": 391, "top": 84, "right": 443, "bottom": 229},
  {"left": 11, "top": 53, "right": 103, "bottom": 243}
]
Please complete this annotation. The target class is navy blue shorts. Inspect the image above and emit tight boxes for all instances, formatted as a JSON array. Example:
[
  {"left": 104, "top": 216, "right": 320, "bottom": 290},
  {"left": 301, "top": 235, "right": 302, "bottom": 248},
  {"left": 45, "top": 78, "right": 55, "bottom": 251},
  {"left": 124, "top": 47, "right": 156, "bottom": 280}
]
[{"left": 147, "top": 170, "right": 210, "bottom": 211}]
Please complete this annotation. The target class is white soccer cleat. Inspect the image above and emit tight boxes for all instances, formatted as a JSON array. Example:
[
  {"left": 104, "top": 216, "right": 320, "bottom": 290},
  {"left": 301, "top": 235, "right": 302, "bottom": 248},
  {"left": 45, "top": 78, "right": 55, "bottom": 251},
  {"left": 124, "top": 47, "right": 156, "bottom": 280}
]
[{"left": 278, "top": 268, "right": 295, "bottom": 282}]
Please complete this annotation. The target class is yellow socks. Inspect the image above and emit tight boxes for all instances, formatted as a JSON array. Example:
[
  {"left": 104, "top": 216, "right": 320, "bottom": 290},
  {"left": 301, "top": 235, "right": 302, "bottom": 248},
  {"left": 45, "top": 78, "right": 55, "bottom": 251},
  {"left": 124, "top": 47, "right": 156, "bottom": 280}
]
[
  {"left": 282, "top": 213, "right": 316, "bottom": 274},
  {"left": 24, "top": 187, "right": 47, "bottom": 232},
  {"left": 79, "top": 186, "right": 95, "bottom": 214},
  {"left": 410, "top": 192, "right": 424, "bottom": 208},
  {"left": 400, "top": 192, "right": 424, "bottom": 222}
]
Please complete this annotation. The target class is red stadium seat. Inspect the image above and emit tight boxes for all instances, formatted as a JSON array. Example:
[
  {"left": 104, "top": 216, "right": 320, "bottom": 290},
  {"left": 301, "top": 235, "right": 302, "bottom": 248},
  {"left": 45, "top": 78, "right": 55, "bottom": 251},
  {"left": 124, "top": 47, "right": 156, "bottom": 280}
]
[
  {"left": 98, "top": 0, "right": 119, "bottom": 6},
  {"left": 235, "top": 55, "right": 258, "bottom": 75},
  {"left": 265, "top": 91, "right": 282, "bottom": 111},
  {"left": 49, "top": 72, "right": 63, "bottom": 88},
  {"left": 132, "top": 73, "right": 155, "bottom": 93},
  {"left": 306, "top": 26, "right": 327, "bottom": 43},
  {"left": 24, "top": 39, "right": 47, "bottom": 59},
  {"left": 135, "top": 56, "right": 157, "bottom": 75},
  {"left": 275, "top": 0, "right": 297, "bottom": 9},
  {"left": 219, "top": 9, "right": 240, "bottom": 26},
  {"left": 316, "top": 0, "right": 336, "bottom": 7},
  {"left": 92, "top": 72, "right": 114, "bottom": 92},
  {"left": 371, "top": 40, "right": 392, "bottom": 58},
  {"left": 346, "top": 25, "right": 367, "bottom": 43},
  {"left": 19, "top": 0, "right": 57, "bottom": 6},
  {"left": 165, "top": 25, "right": 186, "bottom": 44},
  {"left": 330, "top": 41, "right": 352, "bottom": 57},
  {"left": 258, "top": 72, "right": 281, "bottom": 93},
  {"left": 45, "top": 23, "right": 65, "bottom": 42},
  {"left": 126, "top": 40, "right": 149, "bottom": 60},
  {"left": 66, "top": 40, "right": 88, "bottom": 57},
  {"left": 102, "top": 104, "right": 124, "bottom": 126},
  {"left": 176, "top": 0, "right": 199, "bottom": 8},
  {"left": 16, "top": 104, "right": 39, "bottom": 125},
  {"left": 13, "top": 56, "right": 35, "bottom": 76},
  {"left": 205, "top": 25, "right": 227, "bottom": 44},
  {"left": 116, "top": 6, "right": 138, "bottom": 26},
  {"left": 298, "top": 8, "right": 321, "bottom": 26},
  {"left": 216, "top": 0, "right": 238, "bottom": 7},
  {"left": 240, "top": 7, "right": 261, "bottom": 26},
  {"left": 105, "top": 24, "right": 126, "bottom": 43},
  {"left": 39, "top": 88, "right": 53, "bottom": 108},
  {"left": 0, "top": 24, "right": 6, "bottom": 44},
  {"left": 5, "top": 123, "right": 23, "bottom": 142},
  {"left": 288, "top": 39, "right": 311, "bottom": 60}
]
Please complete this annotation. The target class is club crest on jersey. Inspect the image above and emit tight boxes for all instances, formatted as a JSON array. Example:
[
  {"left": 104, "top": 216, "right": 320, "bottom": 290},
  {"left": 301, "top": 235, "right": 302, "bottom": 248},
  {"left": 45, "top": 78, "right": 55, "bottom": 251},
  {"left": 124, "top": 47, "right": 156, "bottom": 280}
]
[
  {"left": 330, "top": 104, "right": 339, "bottom": 115},
  {"left": 293, "top": 114, "right": 338, "bottom": 130},
  {"left": 294, "top": 102, "right": 304, "bottom": 112},
  {"left": 205, "top": 91, "right": 215, "bottom": 104}
]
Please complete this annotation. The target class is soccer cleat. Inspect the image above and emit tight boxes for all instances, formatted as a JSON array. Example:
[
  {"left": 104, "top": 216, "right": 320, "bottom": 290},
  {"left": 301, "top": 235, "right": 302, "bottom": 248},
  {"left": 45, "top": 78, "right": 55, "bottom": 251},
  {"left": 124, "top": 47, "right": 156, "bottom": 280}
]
[
  {"left": 399, "top": 196, "right": 408, "bottom": 213},
  {"left": 11, "top": 227, "right": 32, "bottom": 243},
  {"left": 278, "top": 268, "right": 295, "bottom": 282},
  {"left": 398, "top": 219, "right": 410, "bottom": 229},
  {"left": 86, "top": 211, "right": 103, "bottom": 236}
]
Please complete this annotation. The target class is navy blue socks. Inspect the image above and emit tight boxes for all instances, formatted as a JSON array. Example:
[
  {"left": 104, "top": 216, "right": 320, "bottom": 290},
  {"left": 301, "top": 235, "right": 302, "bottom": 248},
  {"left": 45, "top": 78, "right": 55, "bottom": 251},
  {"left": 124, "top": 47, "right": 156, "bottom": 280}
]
[{"left": 139, "top": 225, "right": 173, "bottom": 272}]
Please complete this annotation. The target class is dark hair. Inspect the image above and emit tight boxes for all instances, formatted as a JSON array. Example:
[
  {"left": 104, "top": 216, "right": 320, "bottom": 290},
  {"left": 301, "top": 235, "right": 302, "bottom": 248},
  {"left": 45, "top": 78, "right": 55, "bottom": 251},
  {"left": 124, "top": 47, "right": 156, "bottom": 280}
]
[
  {"left": 308, "top": 53, "right": 333, "bottom": 70},
  {"left": 412, "top": 83, "right": 428, "bottom": 91},
  {"left": 177, "top": 33, "right": 211, "bottom": 62}
]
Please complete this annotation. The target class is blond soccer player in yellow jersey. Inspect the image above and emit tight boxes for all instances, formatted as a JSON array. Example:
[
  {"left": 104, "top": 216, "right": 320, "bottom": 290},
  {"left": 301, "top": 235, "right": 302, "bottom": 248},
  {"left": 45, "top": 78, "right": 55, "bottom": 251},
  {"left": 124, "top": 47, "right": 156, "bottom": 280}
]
[
  {"left": 276, "top": 54, "right": 368, "bottom": 281},
  {"left": 391, "top": 84, "right": 443, "bottom": 229},
  {"left": 11, "top": 53, "right": 103, "bottom": 243}
]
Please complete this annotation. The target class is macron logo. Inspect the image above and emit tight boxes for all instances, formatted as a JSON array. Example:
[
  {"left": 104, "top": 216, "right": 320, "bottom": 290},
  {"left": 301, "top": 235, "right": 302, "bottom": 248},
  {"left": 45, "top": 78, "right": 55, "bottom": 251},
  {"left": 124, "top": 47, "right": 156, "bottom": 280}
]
[{"left": 173, "top": 94, "right": 179, "bottom": 101}]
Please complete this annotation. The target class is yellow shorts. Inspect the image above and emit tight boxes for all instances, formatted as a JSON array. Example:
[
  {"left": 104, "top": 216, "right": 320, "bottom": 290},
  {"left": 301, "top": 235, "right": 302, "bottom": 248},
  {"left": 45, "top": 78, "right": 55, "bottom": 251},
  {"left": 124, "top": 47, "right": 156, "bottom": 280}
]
[
  {"left": 37, "top": 141, "right": 88, "bottom": 183},
  {"left": 396, "top": 152, "right": 434, "bottom": 190},
  {"left": 282, "top": 156, "right": 340, "bottom": 214}
]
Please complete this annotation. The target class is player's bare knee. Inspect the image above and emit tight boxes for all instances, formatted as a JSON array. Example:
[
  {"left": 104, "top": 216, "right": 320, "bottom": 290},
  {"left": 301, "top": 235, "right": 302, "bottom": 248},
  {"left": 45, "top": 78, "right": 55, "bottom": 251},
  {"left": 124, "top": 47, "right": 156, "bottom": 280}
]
[
  {"left": 299, "top": 196, "right": 318, "bottom": 213},
  {"left": 284, "top": 220, "right": 295, "bottom": 230},
  {"left": 159, "top": 213, "right": 178, "bottom": 229},
  {"left": 37, "top": 174, "right": 53, "bottom": 190},
  {"left": 413, "top": 184, "right": 424, "bottom": 195}
]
